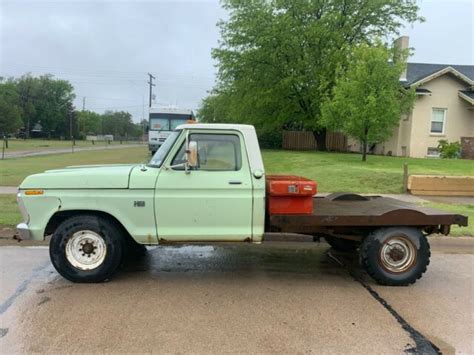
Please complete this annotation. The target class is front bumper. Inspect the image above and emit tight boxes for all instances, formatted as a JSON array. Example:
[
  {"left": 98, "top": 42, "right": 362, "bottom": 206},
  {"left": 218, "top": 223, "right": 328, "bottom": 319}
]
[{"left": 16, "top": 222, "right": 32, "bottom": 240}]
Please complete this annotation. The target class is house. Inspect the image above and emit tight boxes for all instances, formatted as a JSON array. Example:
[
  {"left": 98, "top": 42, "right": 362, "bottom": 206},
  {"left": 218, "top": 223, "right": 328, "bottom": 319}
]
[{"left": 350, "top": 36, "right": 474, "bottom": 158}]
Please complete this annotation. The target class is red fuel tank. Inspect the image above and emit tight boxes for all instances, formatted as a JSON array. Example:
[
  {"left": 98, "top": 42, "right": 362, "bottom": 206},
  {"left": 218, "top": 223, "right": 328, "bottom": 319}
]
[{"left": 266, "top": 175, "right": 317, "bottom": 215}]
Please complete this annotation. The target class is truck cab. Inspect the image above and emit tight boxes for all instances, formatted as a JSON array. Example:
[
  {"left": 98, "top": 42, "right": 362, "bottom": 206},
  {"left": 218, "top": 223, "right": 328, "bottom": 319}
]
[{"left": 148, "top": 124, "right": 266, "bottom": 242}]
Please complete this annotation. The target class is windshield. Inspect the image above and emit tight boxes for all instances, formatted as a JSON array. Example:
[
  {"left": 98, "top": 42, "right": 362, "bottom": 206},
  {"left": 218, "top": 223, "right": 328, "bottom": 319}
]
[
  {"left": 150, "top": 118, "right": 169, "bottom": 131},
  {"left": 148, "top": 130, "right": 181, "bottom": 167},
  {"left": 149, "top": 113, "right": 193, "bottom": 131}
]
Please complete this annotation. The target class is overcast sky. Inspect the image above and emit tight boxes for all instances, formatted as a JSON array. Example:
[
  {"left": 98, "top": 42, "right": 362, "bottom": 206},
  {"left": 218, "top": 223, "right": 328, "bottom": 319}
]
[{"left": 1, "top": 0, "right": 472, "bottom": 123}]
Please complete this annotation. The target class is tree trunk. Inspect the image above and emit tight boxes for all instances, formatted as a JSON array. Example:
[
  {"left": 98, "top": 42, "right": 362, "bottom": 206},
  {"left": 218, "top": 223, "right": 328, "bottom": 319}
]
[
  {"left": 361, "top": 129, "right": 368, "bottom": 161},
  {"left": 312, "top": 129, "right": 327, "bottom": 151}
]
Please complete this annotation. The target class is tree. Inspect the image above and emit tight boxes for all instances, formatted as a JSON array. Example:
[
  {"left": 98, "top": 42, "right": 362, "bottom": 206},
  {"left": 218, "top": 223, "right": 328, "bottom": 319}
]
[
  {"left": 321, "top": 43, "right": 416, "bottom": 161},
  {"left": 77, "top": 110, "right": 102, "bottom": 137},
  {"left": 199, "top": 0, "right": 422, "bottom": 149},
  {"left": 102, "top": 111, "right": 138, "bottom": 138},
  {"left": 0, "top": 79, "right": 22, "bottom": 135},
  {"left": 15, "top": 74, "right": 75, "bottom": 138}
]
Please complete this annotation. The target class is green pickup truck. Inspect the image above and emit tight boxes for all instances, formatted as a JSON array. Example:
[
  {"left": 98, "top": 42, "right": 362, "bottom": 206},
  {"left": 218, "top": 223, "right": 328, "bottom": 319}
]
[{"left": 17, "top": 124, "right": 467, "bottom": 285}]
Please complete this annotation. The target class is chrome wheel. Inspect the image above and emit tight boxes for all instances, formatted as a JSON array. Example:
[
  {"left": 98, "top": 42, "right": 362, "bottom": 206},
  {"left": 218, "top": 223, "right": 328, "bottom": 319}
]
[
  {"left": 65, "top": 230, "right": 107, "bottom": 271},
  {"left": 379, "top": 236, "right": 417, "bottom": 273}
]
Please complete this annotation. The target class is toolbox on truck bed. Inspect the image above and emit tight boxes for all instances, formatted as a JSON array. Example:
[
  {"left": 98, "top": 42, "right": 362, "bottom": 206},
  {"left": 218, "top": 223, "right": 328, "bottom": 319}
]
[{"left": 266, "top": 175, "right": 317, "bottom": 215}]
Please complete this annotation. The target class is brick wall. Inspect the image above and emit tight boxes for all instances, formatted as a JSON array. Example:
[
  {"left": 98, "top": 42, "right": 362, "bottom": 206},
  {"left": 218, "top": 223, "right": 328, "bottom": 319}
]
[{"left": 461, "top": 137, "right": 474, "bottom": 160}]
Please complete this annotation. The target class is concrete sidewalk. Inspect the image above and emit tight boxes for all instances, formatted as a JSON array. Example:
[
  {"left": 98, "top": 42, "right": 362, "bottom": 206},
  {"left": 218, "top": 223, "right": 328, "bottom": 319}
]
[
  {"left": 1, "top": 143, "right": 145, "bottom": 159},
  {"left": 0, "top": 187, "right": 17, "bottom": 194}
]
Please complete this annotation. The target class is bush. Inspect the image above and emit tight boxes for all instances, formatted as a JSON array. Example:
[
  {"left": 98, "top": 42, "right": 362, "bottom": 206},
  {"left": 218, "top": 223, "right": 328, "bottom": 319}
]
[
  {"left": 257, "top": 129, "right": 282, "bottom": 149},
  {"left": 437, "top": 140, "right": 461, "bottom": 159}
]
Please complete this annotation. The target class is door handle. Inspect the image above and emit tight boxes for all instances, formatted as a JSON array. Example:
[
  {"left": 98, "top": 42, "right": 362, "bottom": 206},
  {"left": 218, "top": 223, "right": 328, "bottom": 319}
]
[{"left": 228, "top": 180, "right": 242, "bottom": 185}]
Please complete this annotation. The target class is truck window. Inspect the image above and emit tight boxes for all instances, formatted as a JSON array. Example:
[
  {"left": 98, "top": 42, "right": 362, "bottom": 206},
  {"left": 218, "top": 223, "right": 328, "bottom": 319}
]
[
  {"left": 172, "top": 133, "right": 242, "bottom": 171},
  {"left": 148, "top": 130, "right": 181, "bottom": 167}
]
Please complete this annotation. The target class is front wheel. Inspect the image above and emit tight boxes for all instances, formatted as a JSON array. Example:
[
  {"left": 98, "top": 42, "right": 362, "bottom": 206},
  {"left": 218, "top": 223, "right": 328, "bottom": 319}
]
[
  {"left": 50, "top": 215, "right": 124, "bottom": 283},
  {"left": 359, "top": 227, "right": 430, "bottom": 286}
]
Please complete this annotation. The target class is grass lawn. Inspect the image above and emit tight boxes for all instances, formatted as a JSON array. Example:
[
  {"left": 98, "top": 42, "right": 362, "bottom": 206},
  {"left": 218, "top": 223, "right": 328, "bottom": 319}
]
[
  {"left": 263, "top": 150, "right": 474, "bottom": 193},
  {"left": 1, "top": 138, "right": 142, "bottom": 152},
  {"left": 0, "top": 195, "right": 21, "bottom": 227},
  {"left": 1, "top": 147, "right": 473, "bottom": 191},
  {"left": 0, "top": 194, "right": 471, "bottom": 236},
  {"left": 0, "top": 146, "right": 149, "bottom": 186}
]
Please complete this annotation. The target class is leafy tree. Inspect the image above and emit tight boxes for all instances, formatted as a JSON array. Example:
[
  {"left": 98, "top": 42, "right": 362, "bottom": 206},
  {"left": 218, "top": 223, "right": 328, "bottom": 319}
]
[
  {"left": 14, "top": 74, "right": 75, "bottom": 138},
  {"left": 321, "top": 43, "right": 416, "bottom": 161},
  {"left": 199, "top": 0, "right": 422, "bottom": 149},
  {"left": 0, "top": 79, "right": 22, "bottom": 135},
  {"left": 35, "top": 75, "right": 75, "bottom": 137},
  {"left": 102, "top": 111, "right": 136, "bottom": 138},
  {"left": 77, "top": 110, "right": 103, "bottom": 137}
]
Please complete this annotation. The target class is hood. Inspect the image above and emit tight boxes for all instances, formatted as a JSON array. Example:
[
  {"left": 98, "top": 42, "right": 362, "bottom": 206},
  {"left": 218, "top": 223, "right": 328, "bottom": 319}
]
[{"left": 20, "top": 164, "right": 137, "bottom": 189}]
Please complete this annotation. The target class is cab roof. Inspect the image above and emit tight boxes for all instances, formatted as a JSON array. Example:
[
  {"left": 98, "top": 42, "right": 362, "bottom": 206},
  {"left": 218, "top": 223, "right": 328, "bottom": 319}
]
[{"left": 175, "top": 123, "right": 255, "bottom": 132}]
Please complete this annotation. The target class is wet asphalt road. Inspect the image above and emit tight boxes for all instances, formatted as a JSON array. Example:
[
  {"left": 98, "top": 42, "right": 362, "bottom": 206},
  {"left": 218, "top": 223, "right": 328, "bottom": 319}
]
[{"left": 0, "top": 241, "right": 473, "bottom": 354}]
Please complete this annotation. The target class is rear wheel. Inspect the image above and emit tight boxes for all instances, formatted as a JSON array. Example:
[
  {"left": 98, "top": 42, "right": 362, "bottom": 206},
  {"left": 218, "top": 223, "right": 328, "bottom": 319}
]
[
  {"left": 50, "top": 215, "right": 124, "bottom": 283},
  {"left": 359, "top": 227, "right": 430, "bottom": 286},
  {"left": 325, "top": 236, "right": 359, "bottom": 251}
]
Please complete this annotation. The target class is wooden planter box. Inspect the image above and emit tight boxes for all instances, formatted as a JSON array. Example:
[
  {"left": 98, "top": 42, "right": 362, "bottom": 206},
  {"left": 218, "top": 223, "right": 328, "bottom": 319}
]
[{"left": 408, "top": 175, "right": 474, "bottom": 196}]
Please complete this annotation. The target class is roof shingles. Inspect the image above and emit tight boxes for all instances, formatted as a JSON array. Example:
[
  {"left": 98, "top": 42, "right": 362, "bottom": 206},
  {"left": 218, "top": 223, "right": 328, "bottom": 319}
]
[{"left": 403, "top": 63, "right": 474, "bottom": 86}]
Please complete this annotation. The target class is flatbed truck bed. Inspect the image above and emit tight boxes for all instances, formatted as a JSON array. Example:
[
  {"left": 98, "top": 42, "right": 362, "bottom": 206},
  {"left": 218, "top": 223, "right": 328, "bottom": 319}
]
[{"left": 268, "top": 195, "right": 468, "bottom": 236}]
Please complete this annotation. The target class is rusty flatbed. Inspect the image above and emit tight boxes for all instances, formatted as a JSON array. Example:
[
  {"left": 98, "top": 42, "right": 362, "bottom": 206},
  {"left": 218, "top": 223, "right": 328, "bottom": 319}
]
[{"left": 268, "top": 195, "right": 468, "bottom": 236}]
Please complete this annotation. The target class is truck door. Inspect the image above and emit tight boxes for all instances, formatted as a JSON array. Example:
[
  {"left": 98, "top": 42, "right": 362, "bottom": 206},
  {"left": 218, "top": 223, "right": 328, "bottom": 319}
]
[{"left": 155, "top": 131, "right": 253, "bottom": 241}]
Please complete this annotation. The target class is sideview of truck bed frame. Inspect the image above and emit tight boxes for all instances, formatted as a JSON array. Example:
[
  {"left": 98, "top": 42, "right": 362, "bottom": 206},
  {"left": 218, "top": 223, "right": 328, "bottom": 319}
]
[{"left": 268, "top": 195, "right": 468, "bottom": 237}]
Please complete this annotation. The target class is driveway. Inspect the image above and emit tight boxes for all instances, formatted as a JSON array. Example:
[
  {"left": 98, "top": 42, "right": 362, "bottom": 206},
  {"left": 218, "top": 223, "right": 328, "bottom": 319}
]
[{"left": 0, "top": 240, "right": 472, "bottom": 353}]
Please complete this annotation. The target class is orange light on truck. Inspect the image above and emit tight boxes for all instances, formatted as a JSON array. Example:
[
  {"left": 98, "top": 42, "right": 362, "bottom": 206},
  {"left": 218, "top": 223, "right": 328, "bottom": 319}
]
[{"left": 24, "top": 190, "right": 44, "bottom": 196}]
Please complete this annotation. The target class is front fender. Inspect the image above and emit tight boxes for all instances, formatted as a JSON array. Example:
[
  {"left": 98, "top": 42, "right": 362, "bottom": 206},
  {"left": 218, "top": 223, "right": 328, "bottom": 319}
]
[{"left": 17, "top": 191, "right": 62, "bottom": 240}]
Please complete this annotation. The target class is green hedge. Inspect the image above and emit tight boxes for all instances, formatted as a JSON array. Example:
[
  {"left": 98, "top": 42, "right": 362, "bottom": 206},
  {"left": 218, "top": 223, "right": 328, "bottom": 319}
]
[{"left": 257, "top": 129, "right": 282, "bottom": 149}]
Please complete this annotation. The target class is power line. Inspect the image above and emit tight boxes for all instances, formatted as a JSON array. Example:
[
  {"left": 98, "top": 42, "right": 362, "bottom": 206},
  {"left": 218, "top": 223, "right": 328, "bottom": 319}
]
[
  {"left": 75, "top": 95, "right": 144, "bottom": 102},
  {"left": 1, "top": 63, "right": 216, "bottom": 81},
  {"left": 86, "top": 104, "right": 144, "bottom": 110}
]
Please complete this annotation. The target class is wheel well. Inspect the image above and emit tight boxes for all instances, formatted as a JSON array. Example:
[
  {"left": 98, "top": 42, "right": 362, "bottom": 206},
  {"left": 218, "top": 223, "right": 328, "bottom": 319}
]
[{"left": 45, "top": 210, "right": 139, "bottom": 246}]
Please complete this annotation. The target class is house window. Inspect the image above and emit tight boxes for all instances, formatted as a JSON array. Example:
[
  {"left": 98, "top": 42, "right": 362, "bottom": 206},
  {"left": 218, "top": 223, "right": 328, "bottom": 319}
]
[
  {"left": 427, "top": 147, "right": 440, "bottom": 157},
  {"left": 430, "top": 108, "right": 446, "bottom": 134}
]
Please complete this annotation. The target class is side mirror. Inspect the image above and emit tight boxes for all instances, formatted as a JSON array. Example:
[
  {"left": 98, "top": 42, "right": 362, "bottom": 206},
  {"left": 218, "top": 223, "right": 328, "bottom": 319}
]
[{"left": 187, "top": 141, "right": 198, "bottom": 168}]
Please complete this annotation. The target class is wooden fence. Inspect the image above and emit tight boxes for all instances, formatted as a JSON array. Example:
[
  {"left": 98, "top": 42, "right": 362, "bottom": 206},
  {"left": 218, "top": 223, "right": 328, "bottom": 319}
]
[
  {"left": 282, "top": 131, "right": 348, "bottom": 151},
  {"left": 282, "top": 131, "right": 317, "bottom": 150}
]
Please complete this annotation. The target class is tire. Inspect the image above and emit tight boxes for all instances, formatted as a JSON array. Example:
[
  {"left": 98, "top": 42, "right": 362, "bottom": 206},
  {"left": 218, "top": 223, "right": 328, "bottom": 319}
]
[
  {"left": 359, "top": 227, "right": 430, "bottom": 286},
  {"left": 325, "top": 236, "right": 360, "bottom": 251},
  {"left": 123, "top": 236, "right": 147, "bottom": 261},
  {"left": 50, "top": 215, "right": 124, "bottom": 283}
]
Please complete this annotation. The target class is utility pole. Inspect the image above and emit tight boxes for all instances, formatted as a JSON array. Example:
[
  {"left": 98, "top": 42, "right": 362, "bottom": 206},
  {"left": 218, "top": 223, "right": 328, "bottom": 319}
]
[
  {"left": 82, "top": 97, "right": 86, "bottom": 111},
  {"left": 147, "top": 73, "right": 156, "bottom": 108}
]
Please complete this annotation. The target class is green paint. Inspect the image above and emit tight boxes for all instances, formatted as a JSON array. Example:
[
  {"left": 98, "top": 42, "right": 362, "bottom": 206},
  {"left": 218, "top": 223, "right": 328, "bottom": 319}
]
[{"left": 16, "top": 127, "right": 266, "bottom": 243}]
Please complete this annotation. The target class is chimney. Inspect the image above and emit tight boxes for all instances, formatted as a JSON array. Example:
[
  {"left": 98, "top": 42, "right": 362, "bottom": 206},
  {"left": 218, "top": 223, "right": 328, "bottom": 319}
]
[{"left": 393, "top": 36, "right": 409, "bottom": 81}]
